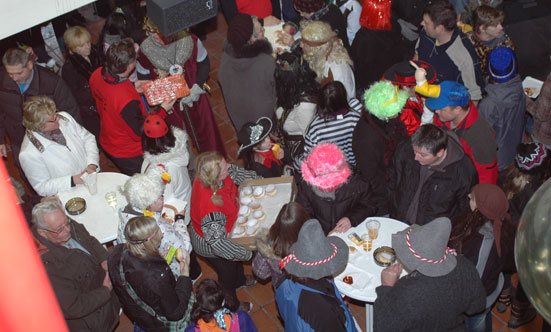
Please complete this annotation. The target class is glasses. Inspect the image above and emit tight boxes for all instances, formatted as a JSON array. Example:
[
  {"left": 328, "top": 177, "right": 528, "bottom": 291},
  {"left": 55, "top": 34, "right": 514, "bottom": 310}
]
[{"left": 42, "top": 220, "right": 71, "bottom": 234}]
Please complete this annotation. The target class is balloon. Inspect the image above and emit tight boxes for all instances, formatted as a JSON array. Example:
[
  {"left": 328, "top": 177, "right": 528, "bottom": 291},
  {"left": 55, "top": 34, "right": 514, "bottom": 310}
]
[{"left": 515, "top": 178, "right": 551, "bottom": 324}]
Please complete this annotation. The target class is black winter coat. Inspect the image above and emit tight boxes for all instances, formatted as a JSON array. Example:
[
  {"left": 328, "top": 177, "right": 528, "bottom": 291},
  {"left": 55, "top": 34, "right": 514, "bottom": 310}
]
[
  {"left": 388, "top": 137, "right": 478, "bottom": 225},
  {"left": 33, "top": 221, "right": 120, "bottom": 332},
  {"left": 296, "top": 173, "right": 377, "bottom": 234},
  {"left": 108, "top": 244, "right": 193, "bottom": 332},
  {"left": 0, "top": 65, "right": 81, "bottom": 150},
  {"left": 352, "top": 115, "right": 409, "bottom": 216}
]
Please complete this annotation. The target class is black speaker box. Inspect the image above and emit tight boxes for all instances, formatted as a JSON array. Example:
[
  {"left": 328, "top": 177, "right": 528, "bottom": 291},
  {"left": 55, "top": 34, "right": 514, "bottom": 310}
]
[{"left": 146, "top": 0, "right": 217, "bottom": 36}]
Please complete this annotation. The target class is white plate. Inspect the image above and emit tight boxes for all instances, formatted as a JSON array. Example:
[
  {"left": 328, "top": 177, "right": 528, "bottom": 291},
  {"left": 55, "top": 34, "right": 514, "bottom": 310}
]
[{"left": 522, "top": 76, "right": 544, "bottom": 98}]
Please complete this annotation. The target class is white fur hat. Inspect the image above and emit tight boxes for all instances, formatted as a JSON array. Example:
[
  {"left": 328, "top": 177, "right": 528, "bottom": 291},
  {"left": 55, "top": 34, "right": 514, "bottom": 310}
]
[{"left": 123, "top": 165, "right": 167, "bottom": 210}]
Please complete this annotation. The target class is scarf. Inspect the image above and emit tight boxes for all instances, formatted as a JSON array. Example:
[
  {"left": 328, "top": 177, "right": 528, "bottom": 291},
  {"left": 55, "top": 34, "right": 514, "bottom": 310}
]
[
  {"left": 140, "top": 35, "right": 194, "bottom": 73},
  {"left": 472, "top": 183, "right": 510, "bottom": 256},
  {"left": 196, "top": 310, "right": 234, "bottom": 332},
  {"left": 255, "top": 146, "right": 282, "bottom": 168}
]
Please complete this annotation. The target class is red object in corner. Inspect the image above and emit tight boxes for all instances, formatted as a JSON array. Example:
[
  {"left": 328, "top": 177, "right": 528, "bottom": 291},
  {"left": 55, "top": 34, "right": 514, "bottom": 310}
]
[{"left": 0, "top": 159, "right": 69, "bottom": 332}]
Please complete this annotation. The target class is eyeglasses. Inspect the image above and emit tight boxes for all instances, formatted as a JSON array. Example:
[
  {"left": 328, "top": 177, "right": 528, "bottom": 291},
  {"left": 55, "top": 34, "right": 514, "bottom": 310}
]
[{"left": 42, "top": 220, "right": 71, "bottom": 234}]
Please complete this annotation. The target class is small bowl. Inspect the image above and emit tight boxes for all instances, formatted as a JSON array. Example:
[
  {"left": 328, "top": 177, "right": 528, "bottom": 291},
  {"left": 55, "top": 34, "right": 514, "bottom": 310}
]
[
  {"left": 65, "top": 197, "right": 86, "bottom": 215},
  {"left": 373, "top": 246, "right": 396, "bottom": 267}
]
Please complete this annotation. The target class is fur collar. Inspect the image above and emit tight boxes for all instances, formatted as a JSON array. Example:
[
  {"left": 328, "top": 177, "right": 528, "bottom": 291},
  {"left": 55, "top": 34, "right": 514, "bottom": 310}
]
[
  {"left": 254, "top": 228, "right": 282, "bottom": 261},
  {"left": 224, "top": 39, "right": 273, "bottom": 59},
  {"left": 143, "top": 127, "right": 190, "bottom": 167}
]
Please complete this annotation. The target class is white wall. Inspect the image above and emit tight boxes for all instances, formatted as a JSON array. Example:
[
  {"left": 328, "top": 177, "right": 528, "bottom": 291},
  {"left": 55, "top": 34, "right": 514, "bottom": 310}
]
[{"left": 0, "top": 0, "right": 96, "bottom": 40}]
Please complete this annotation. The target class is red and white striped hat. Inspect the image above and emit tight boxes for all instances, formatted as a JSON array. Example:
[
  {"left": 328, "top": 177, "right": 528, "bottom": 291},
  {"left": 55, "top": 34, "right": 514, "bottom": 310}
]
[
  {"left": 280, "top": 219, "right": 348, "bottom": 280},
  {"left": 392, "top": 217, "right": 457, "bottom": 277}
]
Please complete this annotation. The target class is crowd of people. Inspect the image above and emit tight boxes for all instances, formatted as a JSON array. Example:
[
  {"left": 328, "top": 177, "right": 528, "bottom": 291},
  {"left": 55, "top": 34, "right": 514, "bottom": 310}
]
[{"left": 2, "top": 0, "right": 551, "bottom": 331}]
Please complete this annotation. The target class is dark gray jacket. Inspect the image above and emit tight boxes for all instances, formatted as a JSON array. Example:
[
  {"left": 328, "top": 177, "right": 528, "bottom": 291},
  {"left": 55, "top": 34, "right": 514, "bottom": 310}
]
[
  {"left": 0, "top": 65, "right": 81, "bottom": 152},
  {"left": 374, "top": 255, "right": 486, "bottom": 332},
  {"left": 478, "top": 74, "right": 526, "bottom": 170}
]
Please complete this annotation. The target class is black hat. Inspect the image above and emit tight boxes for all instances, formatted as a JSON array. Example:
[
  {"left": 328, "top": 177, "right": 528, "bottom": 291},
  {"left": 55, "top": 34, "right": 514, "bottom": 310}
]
[
  {"left": 237, "top": 117, "right": 272, "bottom": 154},
  {"left": 382, "top": 60, "right": 437, "bottom": 87}
]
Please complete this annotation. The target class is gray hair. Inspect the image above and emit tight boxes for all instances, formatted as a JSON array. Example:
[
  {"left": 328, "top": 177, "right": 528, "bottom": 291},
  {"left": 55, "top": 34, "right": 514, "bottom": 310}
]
[
  {"left": 32, "top": 200, "right": 63, "bottom": 229},
  {"left": 2, "top": 48, "right": 30, "bottom": 67}
]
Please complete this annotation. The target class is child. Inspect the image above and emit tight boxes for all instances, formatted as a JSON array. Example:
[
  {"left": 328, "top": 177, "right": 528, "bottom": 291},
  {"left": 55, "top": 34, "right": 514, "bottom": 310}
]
[
  {"left": 185, "top": 279, "right": 258, "bottom": 332},
  {"left": 237, "top": 117, "right": 292, "bottom": 178}
]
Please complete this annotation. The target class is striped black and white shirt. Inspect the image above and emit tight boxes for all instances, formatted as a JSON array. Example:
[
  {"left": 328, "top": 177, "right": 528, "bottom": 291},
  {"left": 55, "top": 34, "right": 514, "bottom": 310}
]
[{"left": 294, "top": 98, "right": 362, "bottom": 170}]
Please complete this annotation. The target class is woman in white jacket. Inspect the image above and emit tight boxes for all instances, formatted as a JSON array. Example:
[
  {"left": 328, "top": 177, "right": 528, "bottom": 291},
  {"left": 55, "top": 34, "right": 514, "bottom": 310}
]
[
  {"left": 141, "top": 113, "right": 193, "bottom": 224},
  {"left": 19, "top": 96, "right": 99, "bottom": 196}
]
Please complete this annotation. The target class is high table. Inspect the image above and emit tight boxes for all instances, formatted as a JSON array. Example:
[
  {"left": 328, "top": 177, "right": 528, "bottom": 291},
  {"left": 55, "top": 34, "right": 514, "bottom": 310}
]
[
  {"left": 333, "top": 217, "right": 408, "bottom": 332},
  {"left": 57, "top": 172, "right": 129, "bottom": 244}
]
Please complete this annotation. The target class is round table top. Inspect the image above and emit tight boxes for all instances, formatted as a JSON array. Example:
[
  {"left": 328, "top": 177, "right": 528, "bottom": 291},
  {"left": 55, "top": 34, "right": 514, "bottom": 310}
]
[
  {"left": 57, "top": 172, "right": 129, "bottom": 244},
  {"left": 333, "top": 217, "right": 408, "bottom": 303}
]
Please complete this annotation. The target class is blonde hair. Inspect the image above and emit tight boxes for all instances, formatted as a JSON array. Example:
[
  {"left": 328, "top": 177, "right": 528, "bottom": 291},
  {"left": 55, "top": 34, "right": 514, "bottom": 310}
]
[
  {"left": 124, "top": 216, "right": 162, "bottom": 258},
  {"left": 501, "top": 163, "right": 530, "bottom": 200},
  {"left": 64, "top": 26, "right": 91, "bottom": 53},
  {"left": 301, "top": 21, "right": 352, "bottom": 83},
  {"left": 22, "top": 96, "right": 57, "bottom": 131},
  {"left": 195, "top": 151, "right": 224, "bottom": 206}
]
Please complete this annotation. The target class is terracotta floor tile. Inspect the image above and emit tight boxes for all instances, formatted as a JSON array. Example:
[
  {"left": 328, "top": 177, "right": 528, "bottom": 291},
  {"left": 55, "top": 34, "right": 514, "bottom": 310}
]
[
  {"left": 249, "top": 307, "right": 283, "bottom": 332},
  {"left": 115, "top": 312, "right": 134, "bottom": 332},
  {"left": 493, "top": 305, "right": 513, "bottom": 326},
  {"left": 492, "top": 319, "right": 507, "bottom": 332},
  {"left": 236, "top": 288, "right": 256, "bottom": 307},
  {"left": 246, "top": 279, "right": 277, "bottom": 307},
  {"left": 263, "top": 300, "right": 283, "bottom": 328},
  {"left": 352, "top": 309, "right": 367, "bottom": 332}
]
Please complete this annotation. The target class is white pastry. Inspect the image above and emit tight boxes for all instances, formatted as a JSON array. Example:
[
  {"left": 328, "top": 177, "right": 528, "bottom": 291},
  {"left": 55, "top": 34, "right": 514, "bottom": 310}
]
[
  {"left": 236, "top": 216, "right": 248, "bottom": 225},
  {"left": 233, "top": 226, "right": 245, "bottom": 236},
  {"left": 253, "top": 210, "right": 265, "bottom": 220},
  {"left": 249, "top": 200, "right": 261, "bottom": 211},
  {"left": 238, "top": 205, "right": 250, "bottom": 217},
  {"left": 253, "top": 186, "right": 265, "bottom": 199},
  {"left": 246, "top": 218, "right": 259, "bottom": 228},
  {"left": 245, "top": 227, "right": 258, "bottom": 236},
  {"left": 240, "top": 196, "right": 252, "bottom": 206},
  {"left": 265, "top": 184, "right": 277, "bottom": 195},
  {"left": 241, "top": 186, "right": 253, "bottom": 197}
]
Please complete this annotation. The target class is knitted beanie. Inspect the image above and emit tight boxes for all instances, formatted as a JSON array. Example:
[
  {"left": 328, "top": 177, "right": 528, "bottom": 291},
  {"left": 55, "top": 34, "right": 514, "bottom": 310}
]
[
  {"left": 227, "top": 14, "right": 254, "bottom": 48},
  {"left": 294, "top": 0, "right": 327, "bottom": 13},
  {"left": 363, "top": 80, "right": 408, "bottom": 120},
  {"left": 515, "top": 142, "right": 548, "bottom": 172}
]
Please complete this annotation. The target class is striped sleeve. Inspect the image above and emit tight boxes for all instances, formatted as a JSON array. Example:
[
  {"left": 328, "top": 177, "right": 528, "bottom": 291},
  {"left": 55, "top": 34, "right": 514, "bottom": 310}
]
[
  {"left": 196, "top": 212, "right": 252, "bottom": 261},
  {"left": 228, "top": 164, "right": 262, "bottom": 186}
]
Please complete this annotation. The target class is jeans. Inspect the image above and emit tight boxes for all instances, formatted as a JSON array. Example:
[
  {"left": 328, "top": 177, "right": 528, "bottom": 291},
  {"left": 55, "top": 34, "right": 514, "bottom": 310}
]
[{"left": 464, "top": 307, "right": 492, "bottom": 332}]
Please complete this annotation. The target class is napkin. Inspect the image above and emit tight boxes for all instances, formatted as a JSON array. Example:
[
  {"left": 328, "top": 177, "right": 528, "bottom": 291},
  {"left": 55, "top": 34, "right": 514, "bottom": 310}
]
[
  {"left": 162, "top": 198, "right": 188, "bottom": 224},
  {"left": 336, "top": 263, "right": 373, "bottom": 293}
]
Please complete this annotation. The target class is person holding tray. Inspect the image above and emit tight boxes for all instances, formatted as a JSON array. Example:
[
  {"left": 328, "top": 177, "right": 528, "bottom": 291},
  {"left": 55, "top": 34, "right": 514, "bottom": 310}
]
[{"left": 190, "top": 151, "right": 261, "bottom": 312}]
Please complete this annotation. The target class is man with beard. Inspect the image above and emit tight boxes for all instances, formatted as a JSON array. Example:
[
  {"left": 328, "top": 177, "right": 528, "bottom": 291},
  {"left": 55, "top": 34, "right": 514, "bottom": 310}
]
[
  {"left": 301, "top": 20, "right": 356, "bottom": 101},
  {"left": 218, "top": 14, "right": 276, "bottom": 130}
]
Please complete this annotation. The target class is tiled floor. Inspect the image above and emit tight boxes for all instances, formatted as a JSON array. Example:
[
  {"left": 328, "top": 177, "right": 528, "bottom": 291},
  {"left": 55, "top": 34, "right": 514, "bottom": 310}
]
[{"left": 3, "top": 8, "right": 544, "bottom": 332}]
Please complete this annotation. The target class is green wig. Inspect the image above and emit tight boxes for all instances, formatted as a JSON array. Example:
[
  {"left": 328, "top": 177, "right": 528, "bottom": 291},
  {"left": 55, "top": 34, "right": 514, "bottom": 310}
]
[{"left": 363, "top": 81, "right": 408, "bottom": 121}]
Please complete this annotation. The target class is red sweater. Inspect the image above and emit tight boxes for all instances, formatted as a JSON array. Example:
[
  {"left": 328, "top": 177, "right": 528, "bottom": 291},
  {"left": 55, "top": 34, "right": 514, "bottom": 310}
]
[
  {"left": 434, "top": 102, "right": 498, "bottom": 184},
  {"left": 89, "top": 67, "right": 146, "bottom": 157},
  {"left": 191, "top": 176, "right": 240, "bottom": 237}
]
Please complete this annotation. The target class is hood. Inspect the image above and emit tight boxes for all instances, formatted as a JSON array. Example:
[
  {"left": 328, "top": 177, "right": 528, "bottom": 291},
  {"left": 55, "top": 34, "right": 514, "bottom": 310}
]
[
  {"left": 431, "top": 131, "right": 464, "bottom": 172},
  {"left": 485, "top": 75, "right": 522, "bottom": 98},
  {"left": 223, "top": 38, "right": 272, "bottom": 65},
  {"left": 254, "top": 228, "right": 282, "bottom": 261},
  {"left": 143, "top": 127, "right": 190, "bottom": 167}
]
